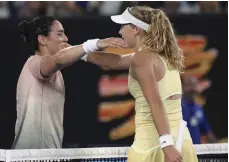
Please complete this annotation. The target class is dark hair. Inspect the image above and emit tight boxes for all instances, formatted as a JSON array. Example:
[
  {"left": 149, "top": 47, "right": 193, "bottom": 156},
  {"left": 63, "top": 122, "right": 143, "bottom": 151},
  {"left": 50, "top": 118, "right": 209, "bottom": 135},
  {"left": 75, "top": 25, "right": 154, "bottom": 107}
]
[{"left": 18, "top": 16, "right": 56, "bottom": 52}]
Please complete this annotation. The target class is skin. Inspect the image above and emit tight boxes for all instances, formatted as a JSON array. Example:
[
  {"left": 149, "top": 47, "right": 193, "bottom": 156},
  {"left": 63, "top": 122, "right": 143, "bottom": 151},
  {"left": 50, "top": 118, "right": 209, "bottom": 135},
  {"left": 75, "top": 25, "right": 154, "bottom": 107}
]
[{"left": 34, "top": 20, "right": 126, "bottom": 78}]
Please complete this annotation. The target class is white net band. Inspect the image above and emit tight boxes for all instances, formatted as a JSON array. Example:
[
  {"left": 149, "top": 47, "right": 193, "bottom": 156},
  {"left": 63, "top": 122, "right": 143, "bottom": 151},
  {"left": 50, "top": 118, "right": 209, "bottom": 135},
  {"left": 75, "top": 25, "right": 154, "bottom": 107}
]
[{"left": 0, "top": 143, "right": 227, "bottom": 162}]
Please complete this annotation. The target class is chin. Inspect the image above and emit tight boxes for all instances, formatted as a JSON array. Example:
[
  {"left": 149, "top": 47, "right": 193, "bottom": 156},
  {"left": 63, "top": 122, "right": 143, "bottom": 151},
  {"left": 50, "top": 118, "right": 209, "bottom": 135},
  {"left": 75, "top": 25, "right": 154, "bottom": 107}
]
[
  {"left": 126, "top": 41, "right": 136, "bottom": 48},
  {"left": 126, "top": 43, "right": 134, "bottom": 48}
]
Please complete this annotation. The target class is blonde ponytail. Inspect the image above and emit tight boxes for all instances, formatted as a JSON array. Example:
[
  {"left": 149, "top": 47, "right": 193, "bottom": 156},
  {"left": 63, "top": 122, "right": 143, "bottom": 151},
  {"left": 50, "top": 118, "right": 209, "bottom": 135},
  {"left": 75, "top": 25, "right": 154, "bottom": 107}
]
[{"left": 130, "top": 7, "right": 184, "bottom": 71}]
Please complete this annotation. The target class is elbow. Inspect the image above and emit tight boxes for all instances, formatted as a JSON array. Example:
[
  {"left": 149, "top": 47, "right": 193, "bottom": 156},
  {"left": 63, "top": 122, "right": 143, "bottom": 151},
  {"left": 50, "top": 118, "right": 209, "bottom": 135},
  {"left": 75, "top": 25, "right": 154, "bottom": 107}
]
[{"left": 109, "top": 55, "right": 122, "bottom": 70}]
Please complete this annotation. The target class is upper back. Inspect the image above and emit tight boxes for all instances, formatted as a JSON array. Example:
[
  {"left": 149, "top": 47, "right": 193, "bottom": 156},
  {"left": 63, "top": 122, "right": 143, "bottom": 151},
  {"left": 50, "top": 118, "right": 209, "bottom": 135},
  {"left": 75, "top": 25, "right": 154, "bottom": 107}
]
[
  {"left": 128, "top": 52, "right": 182, "bottom": 101},
  {"left": 155, "top": 54, "right": 182, "bottom": 100}
]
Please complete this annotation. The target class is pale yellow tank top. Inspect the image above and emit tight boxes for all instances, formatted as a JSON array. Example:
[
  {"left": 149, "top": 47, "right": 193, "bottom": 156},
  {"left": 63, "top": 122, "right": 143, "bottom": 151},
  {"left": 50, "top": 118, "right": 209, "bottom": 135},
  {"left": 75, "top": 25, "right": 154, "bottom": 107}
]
[{"left": 128, "top": 54, "right": 191, "bottom": 153}]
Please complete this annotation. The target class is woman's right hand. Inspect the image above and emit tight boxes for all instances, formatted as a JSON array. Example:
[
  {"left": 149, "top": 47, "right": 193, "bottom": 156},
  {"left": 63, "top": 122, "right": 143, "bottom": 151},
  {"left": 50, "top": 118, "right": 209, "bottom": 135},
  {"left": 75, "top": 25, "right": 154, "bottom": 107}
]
[
  {"left": 163, "top": 146, "right": 183, "bottom": 162},
  {"left": 96, "top": 37, "right": 127, "bottom": 49}
]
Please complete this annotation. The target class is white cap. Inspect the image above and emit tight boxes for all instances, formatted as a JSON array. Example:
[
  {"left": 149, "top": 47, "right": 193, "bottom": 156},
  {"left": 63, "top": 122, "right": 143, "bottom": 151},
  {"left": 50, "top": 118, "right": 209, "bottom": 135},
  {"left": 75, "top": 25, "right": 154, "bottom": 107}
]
[{"left": 111, "top": 7, "right": 150, "bottom": 31}]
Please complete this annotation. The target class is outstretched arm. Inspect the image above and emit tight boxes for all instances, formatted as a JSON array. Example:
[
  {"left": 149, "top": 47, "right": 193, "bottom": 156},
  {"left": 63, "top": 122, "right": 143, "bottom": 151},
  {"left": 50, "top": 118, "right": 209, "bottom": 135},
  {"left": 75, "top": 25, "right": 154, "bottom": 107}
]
[
  {"left": 40, "top": 44, "right": 85, "bottom": 78},
  {"left": 36, "top": 38, "right": 125, "bottom": 78},
  {"left": 87, "top": 52, "right": 133, "bottom": 70}
]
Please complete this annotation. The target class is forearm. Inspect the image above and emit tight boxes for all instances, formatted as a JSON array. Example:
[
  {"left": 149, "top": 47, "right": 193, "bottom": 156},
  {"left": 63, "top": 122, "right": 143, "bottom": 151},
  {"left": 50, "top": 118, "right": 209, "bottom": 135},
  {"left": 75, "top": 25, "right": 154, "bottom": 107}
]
[
  {"left": 40, "top": 38, "right": 127, "bottom": 77},
  {"left": 87, "top": 52, "right": 122, "bottom": 70},
  {"left": 53, "top": 45, "right": 85, "bottom": 69},
  {"left": 150, "top": 101, "right": 171, "bottom": 136}
]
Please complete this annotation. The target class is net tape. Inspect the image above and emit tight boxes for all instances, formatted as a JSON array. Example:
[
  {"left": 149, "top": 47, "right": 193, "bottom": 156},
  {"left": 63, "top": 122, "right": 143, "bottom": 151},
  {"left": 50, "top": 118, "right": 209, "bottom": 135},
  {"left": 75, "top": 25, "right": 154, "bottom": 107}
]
[{"left": 0, "top": 143, "right": 227, "bottom": 162}]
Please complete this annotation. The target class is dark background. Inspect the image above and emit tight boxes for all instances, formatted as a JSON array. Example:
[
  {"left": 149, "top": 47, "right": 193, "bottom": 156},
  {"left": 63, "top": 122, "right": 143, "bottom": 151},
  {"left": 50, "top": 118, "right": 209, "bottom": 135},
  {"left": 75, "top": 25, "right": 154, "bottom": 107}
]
[{"left": 0, "top": 14, "right": 227, "bottom": 149}]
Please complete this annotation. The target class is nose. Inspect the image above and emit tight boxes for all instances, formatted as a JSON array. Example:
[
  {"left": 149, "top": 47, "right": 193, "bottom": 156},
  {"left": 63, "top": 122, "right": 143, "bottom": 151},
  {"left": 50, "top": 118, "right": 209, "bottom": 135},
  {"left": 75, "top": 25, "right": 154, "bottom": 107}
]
[
  {"left": 63, "top": 34, "right": 68, "bottom": 42},
  {"left": 118, "top": 28, "right": 122, "bottom": 36}
]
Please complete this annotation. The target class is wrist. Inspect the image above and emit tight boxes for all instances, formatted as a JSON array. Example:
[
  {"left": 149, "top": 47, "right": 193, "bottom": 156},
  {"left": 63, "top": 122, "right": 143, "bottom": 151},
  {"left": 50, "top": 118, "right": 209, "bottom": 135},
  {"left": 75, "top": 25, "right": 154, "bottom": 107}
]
[
  {"left": 159, "top": 134, "right": 174, "bottom": 149},
  {"left": 82, "top": 39, "right": 100, "bottom": 54},
  {"left": 96, "top": 40, "right": 101, "bottom": 50}
]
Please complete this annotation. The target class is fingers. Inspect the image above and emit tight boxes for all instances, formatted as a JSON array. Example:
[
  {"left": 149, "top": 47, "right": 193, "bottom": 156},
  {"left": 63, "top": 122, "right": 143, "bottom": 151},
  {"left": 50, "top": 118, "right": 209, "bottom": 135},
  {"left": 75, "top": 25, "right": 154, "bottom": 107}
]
[
  {"left": 166, "top": 155, "right": 183, "bottom": 162},
  {"left": 175, "top": 155, "right": 183, "bottom": 162},
  {"left": 179, "top": 156, "right": 183, "bottom": 162},
  {"left": 64, "top": 43, "right": 72, "bottom": 48},
  {"left": 110, "top": 38, "right": 127, "bottom": 48},
  {"left": 100, "top": 37, "right": 128, "bottom": 49}
]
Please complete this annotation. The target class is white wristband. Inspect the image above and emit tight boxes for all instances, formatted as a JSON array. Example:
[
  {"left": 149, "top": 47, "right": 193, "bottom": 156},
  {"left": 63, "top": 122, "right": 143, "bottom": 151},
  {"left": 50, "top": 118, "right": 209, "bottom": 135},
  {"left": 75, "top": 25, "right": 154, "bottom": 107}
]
[
  {"left": 82, "top": 39, "right": 100, "bottom": 54},
  {"left": 159, "top": 134, "right": 174, "bottom": 149}
]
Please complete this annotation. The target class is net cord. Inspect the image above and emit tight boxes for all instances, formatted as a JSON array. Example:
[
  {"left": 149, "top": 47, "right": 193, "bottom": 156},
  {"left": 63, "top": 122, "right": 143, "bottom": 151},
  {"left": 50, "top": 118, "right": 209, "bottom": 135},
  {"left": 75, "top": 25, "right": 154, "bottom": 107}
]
[{"left": 0, "top": 143, "right": 227, "bottom": 162}]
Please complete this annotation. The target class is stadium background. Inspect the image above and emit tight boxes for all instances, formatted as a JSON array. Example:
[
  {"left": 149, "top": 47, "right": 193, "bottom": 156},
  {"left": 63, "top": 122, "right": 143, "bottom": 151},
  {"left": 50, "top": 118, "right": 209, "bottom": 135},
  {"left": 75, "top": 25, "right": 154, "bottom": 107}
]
[{"left": 0, "top": 1, "right": 227, "bottom": 149}]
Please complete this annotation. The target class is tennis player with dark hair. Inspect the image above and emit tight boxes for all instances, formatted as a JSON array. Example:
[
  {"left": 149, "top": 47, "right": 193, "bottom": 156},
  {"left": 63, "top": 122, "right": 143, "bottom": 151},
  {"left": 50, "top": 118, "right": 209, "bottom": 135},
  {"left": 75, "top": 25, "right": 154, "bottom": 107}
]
[{"left": 12, "top": 16, "right": 126, "bottom": 149}]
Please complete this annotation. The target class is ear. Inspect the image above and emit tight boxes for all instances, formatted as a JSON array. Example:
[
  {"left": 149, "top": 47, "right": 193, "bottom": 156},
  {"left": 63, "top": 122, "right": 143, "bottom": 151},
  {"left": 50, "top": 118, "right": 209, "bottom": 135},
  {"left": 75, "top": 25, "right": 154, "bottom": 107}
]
[
  {"left": 37, "top": 35, "right": 47, "bottom": 46},
  {"left": 133, "top": 26, "right": 142, "bottom": 36}
]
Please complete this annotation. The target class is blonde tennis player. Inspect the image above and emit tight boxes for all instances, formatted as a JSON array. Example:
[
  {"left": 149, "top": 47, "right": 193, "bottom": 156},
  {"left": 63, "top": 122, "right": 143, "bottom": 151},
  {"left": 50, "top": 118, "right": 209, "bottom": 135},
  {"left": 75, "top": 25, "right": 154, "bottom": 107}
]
[{"left": 84, "top": 6, "right": 198, "bottom": 162}]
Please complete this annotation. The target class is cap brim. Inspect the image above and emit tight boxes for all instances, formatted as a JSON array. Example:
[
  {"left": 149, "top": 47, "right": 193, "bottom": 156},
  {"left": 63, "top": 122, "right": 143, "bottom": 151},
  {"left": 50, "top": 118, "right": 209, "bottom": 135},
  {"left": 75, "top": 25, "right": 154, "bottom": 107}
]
[{"left": 111, "top": 15, "right": 130, "bottom": 24}]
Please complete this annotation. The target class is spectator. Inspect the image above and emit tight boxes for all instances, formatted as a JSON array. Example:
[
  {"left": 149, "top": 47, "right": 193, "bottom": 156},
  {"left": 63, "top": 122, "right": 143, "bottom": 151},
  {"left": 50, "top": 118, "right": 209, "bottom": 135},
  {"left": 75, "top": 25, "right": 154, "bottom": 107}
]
[
  {"left": 0, "top": 1, "right": 10, "bottom": 18},
  {"left": 47, "top": 2, "right": 83, "bottom": 18},
  {"left": 99, "top": 1, "right": 123, "bottom": 16},
  {"left": 75, "top": 1, "right": 89, "bottom": 14},
  {"left": 15, "top": 1, "right": 47, "bottom": 18},
  {"left": 181, "top": 75, "right": 217, "bottom": 144},
  {"left": 199, "top": 1, "right": 222, "bottom": 13},
  {"left": 165, "top": 1, "right": 224, "bottom": 14},
  {"left": 137, "top": 1, "right": 165, "bottom": 9}
]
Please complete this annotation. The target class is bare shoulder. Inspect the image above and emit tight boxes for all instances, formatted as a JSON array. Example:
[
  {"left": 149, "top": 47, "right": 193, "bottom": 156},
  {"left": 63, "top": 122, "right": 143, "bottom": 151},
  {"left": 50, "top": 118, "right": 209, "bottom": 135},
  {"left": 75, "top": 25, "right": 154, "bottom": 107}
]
[{"left": 130, "top": 51, "right": 156, "bottom": 67}]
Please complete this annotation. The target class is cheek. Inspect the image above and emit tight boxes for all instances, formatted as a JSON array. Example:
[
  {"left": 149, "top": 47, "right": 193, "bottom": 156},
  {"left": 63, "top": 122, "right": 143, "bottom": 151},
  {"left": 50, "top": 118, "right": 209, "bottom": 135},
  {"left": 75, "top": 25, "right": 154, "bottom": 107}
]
[
  {"left": 48, "top": 34, "right": 62, "bottom": 43},
  {"left": 125, "top": 36, "right": 135, "bottom": 47},
  {"left": 47, "top": 37, "right": 62, "bottom": 47},
  {"left": 46, "top": 40, "right": 62, "bottom": 54},
  {"left": 122, "top": 31, "right": 134, "bottom": 43}
]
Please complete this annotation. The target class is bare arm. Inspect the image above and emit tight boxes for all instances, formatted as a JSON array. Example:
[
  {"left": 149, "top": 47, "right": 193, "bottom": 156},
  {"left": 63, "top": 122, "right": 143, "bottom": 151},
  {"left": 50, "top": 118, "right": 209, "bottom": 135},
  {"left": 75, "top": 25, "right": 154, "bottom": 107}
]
[
  {"left": 40, "top": 44, "right": 85, "bottom": 78},
  {"left": 87, "top": 52, "right": 133, "bottom": 70},
  {"left": 132, "top": 52, "right": 183, "bottom": 162},
  {"left": 131, "top": 52, "right": 170, "bottom": 136},
  {"left": 40, "top": 37, "right": 126, "bottom": 78}
]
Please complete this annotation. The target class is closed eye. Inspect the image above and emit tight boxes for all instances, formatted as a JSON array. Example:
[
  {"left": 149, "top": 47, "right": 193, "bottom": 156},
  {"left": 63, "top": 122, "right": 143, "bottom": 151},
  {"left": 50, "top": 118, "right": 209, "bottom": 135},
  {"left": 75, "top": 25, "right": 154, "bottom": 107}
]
[{"left": 57, "top": 29, "right": 65, "bottom": 36}]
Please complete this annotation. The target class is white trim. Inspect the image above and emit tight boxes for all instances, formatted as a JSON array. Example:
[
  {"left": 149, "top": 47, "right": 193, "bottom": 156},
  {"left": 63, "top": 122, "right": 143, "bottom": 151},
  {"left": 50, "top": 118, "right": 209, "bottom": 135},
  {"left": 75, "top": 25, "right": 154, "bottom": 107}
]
[
  {"left": 175, "top": 120, "right": 187, "bottom": 152},
  {"left": 111, "top": 7, "right": 150, "bottom": 31},
  {"left": 0, "top": 144, "right": 227, "bottom": 161}
]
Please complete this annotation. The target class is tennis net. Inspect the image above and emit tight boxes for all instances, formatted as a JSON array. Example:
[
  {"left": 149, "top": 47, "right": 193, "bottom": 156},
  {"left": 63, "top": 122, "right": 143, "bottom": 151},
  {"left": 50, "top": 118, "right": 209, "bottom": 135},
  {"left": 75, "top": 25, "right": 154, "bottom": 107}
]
[{"left": 0, "top": 143, "right": 227, "bottom": 162}]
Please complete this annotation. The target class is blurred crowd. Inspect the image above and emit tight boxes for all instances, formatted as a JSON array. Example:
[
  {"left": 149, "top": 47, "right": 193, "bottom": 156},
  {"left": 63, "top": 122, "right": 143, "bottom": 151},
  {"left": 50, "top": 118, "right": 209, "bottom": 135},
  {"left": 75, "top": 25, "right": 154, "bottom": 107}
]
[{"left": 0, "top": 1, "right": 227, "bottom": 19}]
